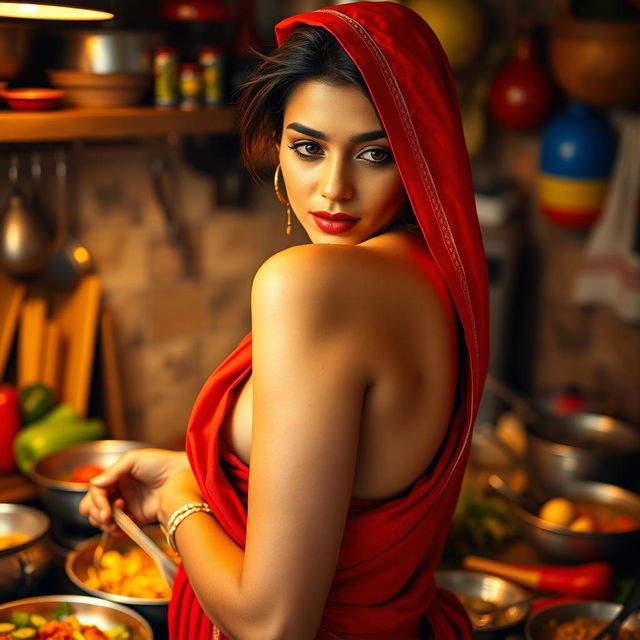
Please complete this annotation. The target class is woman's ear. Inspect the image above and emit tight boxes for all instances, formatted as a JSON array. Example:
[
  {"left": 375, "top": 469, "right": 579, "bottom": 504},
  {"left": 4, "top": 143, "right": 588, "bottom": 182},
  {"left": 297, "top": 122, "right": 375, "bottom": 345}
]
[{"left": 273, "top": 129, "right": 280, "bottom": 154}]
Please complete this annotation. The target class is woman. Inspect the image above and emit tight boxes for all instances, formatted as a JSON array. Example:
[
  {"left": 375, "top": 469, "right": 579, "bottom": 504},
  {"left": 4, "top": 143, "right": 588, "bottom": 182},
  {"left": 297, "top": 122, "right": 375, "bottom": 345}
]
[{"left": 80, "top": 3, "right": 489, "bottom": 639}]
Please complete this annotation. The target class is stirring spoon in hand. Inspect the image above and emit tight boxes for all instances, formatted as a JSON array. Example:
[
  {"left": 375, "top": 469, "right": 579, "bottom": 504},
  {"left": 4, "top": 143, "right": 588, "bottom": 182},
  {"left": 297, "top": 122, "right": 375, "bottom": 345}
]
[{"left": 111, "top": 505, "right": 178, "bottom": 589}]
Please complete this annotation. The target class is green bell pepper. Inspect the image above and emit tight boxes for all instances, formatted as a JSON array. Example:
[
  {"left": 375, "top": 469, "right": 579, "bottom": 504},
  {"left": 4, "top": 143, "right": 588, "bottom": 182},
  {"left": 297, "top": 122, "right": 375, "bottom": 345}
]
[{"left": 14, "top": 403, "right": 106, "bottom": 475}]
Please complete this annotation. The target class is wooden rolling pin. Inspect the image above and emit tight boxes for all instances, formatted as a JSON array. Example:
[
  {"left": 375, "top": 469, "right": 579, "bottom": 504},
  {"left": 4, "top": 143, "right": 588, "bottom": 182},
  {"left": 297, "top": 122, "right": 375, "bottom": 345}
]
[{"left": 463, "top": 556, "right": 614, "bottom": 599}]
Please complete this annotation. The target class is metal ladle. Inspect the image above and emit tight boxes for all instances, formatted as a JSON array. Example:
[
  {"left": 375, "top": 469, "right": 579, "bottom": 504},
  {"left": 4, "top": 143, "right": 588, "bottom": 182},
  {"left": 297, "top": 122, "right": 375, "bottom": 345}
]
[
  {"left": 45, "top": 151, "right": 94, "bottom": 288},
  {"left": 0, "top": 154, "right": 54, "bottom": 276},
  {"left": 487, "top": 473, "right": 541, "bottom": 516}
]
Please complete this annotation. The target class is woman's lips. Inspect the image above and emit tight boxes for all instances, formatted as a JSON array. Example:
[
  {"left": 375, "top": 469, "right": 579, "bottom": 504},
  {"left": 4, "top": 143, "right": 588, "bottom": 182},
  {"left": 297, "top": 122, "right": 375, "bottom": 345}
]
[{"left": 310, "top": 211, "right": 358, "bottom": 235}]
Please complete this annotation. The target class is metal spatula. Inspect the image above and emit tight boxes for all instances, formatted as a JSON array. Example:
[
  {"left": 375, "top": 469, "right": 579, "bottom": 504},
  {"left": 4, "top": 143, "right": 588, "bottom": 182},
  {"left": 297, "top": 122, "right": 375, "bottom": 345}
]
[{"left": 112, "top": 505, "right": 178, "bottom": 589}]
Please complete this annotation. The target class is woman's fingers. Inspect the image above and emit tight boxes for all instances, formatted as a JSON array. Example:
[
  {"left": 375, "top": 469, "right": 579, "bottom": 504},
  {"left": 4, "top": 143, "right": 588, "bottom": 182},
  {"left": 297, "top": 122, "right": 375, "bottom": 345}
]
[
  {"left": 79, "top": 485, "right": 114, "bottom": 527},
  {"left": 89, "top": 450, "right": 138, "bottom": 488}
]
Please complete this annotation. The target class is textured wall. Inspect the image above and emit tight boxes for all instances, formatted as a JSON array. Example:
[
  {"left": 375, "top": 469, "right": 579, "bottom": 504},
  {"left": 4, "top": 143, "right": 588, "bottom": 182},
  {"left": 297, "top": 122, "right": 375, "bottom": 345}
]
[{"left": 69, "top": 142, "right": 305, "bottom": 445}]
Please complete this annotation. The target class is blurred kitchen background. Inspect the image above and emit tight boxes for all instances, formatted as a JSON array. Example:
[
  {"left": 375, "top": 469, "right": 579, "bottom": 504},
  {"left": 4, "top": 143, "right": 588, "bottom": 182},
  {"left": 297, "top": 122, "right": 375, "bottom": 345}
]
[{"left": 1, "top": 0, "right": 639, "bottom": 451}]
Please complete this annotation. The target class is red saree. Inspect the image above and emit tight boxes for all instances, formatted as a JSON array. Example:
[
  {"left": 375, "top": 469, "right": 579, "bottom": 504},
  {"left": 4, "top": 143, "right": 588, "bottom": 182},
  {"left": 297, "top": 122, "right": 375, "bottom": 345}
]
[{"left": 169, "top": 2, "right": 489, "bottom": 638}]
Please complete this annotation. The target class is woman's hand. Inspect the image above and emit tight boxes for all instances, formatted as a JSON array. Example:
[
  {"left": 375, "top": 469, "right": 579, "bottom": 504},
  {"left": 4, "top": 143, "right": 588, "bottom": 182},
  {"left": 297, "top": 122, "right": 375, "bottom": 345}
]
[{"left": 78, "top": 449, "right": 190, "bottom": 531}]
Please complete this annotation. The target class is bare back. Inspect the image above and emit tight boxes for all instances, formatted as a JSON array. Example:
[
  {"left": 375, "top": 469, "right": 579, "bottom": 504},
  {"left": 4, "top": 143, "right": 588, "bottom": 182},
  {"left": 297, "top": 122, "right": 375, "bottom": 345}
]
[{"left": 221, "top": 230, "right": 457, "bottom": 500}]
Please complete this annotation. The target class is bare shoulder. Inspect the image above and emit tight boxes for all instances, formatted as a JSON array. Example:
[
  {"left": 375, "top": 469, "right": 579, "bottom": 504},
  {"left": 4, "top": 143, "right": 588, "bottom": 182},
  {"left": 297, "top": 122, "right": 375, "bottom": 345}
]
[
  {"left": 251, "top": 243, "right": 372, "bottom": 328},
  {"left": 252, "top": 237, "right": 450, "bottom": 323}
]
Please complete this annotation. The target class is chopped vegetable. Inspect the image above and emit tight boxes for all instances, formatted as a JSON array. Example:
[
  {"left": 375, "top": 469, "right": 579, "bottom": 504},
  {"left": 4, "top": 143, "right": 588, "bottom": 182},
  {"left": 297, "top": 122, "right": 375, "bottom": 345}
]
[
  {"left": 70, "top": 464, "right": 105, "bottom": 483},
  {"left": 11, "top": 628, "right": 37, "bottom": 639},
  {"left": 27, "top": 617, "right": 45, "bottom": 630},
  {"left": 51, "top": 602, "right": 72, "bottom": 620},
  {"left": 1, "top": 605, "right": 116, "bottom": 640},
  {"left": 9, "top": 613, "right": 28, "bottom": 629}
]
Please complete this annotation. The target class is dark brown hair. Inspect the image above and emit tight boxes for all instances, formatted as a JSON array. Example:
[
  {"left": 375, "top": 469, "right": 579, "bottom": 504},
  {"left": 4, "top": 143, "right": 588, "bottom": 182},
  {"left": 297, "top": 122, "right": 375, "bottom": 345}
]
[{"left": 238, "top": 26, "right": 370, "bottom": 180}]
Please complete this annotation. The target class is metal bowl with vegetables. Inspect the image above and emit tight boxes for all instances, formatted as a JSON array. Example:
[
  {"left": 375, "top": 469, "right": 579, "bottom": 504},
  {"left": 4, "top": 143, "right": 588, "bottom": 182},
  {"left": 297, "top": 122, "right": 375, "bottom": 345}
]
[
  {"left": 0, "top": 595, "right": 153, "bottom": 639},
  {"left": 513, "top": 480, "right": 640, "bottom": 565},
  {"left": 30, "top": 440, "right": 149, "bottom": 529},
  {"left": 66, "top": 526, "right": 175, "bottom": 631}
]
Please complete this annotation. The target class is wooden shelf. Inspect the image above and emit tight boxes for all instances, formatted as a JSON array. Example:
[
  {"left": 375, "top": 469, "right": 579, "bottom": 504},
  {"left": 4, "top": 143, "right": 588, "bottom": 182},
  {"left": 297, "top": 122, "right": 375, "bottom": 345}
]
[{"left": 0, "top": 105, "right": 237, "bottom": 143}]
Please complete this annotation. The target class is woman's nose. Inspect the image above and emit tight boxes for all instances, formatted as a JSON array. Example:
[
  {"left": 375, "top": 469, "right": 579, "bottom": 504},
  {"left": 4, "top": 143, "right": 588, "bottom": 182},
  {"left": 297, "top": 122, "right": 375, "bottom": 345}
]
[{"left": 320, "top": 158, "right": 354, "bottom": 202}]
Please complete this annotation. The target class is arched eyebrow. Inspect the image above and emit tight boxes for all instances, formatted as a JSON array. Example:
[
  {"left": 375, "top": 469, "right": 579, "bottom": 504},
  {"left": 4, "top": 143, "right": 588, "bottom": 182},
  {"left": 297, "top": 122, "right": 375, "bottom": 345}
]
[{"left": 286, "top": 122, "right": 387, "bottom": 143}]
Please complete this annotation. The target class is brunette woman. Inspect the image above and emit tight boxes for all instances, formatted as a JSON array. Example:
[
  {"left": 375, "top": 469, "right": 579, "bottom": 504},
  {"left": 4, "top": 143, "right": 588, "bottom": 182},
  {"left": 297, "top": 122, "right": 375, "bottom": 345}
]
[{"left": 80, "top": 3, "right": 489, "bottom": 638}]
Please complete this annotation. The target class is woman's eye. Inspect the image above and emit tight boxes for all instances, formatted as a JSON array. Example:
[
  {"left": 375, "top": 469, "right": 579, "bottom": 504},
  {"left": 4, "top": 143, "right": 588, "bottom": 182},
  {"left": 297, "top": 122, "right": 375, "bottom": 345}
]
[
  {"left": 360, "top": 148, "right": 392, "bottom": 164},
  {"left": 288, "top": 141, "right": 323, "bottom": 160}
]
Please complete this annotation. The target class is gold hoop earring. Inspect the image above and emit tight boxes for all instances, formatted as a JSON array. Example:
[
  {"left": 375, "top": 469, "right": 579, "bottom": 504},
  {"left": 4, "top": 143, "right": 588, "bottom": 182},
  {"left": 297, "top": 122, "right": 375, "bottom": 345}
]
[{"left": 274, "top": 164, "right": 292, "bottom": 236}]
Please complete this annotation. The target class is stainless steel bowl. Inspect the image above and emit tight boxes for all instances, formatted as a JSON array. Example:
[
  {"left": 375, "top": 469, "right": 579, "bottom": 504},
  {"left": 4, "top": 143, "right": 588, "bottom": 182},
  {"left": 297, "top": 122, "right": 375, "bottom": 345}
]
[
  {"left": 55, "top": 29, "right": 164, "bottom": 74},
  {"left": 66, "top": 525, "right": 170, "bottom": 630},
  {"left": 0, "top": 594, "right": 153, "bottom": 640},
  {"left": 435, "top": 570, "right": 529, "bottom": 639},
  {"left": 514, "top": 481, "right": 640, "bottom": 565},
  {"left": 525, "top": 600, "right": 640, "bottom": 640},
  {"left": 0, "top": 504, "right": 51, "bottom": 600},
  {"left": 0, "top": 22, "right": 33, "bottom": 79},
  {"left": 528, "top": 413, "right": 640, "bottom": 491},
  {"left": 30, "top": 440, "right": 150, "bottom": 529}
]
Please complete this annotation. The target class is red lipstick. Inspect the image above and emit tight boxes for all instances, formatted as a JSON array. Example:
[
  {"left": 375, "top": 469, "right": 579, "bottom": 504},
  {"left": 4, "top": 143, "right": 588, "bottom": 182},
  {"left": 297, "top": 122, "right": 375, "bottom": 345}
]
[{"left": 310, "top": 211, "right": 358, "bottom": 235}]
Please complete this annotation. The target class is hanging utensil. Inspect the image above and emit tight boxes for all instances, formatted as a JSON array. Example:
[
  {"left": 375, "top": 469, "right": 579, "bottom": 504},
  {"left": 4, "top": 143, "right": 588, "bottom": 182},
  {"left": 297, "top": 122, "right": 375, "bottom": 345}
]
[
  {"left": 0, "top": 154, "right": 54, "bottom": 276},
  {"left": 46, "top": 151, "right": 94, "bottom": 289},
  {"left": 150, "top": 152, "right": 196, "bottom": 277}
]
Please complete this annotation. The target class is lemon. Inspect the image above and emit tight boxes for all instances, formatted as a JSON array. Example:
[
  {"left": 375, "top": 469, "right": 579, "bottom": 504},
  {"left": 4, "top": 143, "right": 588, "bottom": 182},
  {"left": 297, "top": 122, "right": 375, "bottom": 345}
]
[
  {"left": 539, "top": 498, "right": 577, "bottom": 527},
  {"left": 569, "top": 515, "right": 596, "bottom": 532}
]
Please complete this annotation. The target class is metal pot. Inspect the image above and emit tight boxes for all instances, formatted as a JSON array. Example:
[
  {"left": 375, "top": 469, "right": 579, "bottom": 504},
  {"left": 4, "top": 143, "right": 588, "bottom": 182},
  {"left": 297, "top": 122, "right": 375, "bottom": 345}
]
[
  {"left": 55, "top": 29, "right": 164, "bottom": 74},
  {"left": 30, "top": 440, "right": 150, "bottom": 529},
  {"left": 0, "top": 21, "right": 33, "bottom": 79},
  {"left": 0, "top": 504, "right": 52, "bottom": 600},
  {"left": 527, "top": 413, "right": 640, "bottom": 491}
]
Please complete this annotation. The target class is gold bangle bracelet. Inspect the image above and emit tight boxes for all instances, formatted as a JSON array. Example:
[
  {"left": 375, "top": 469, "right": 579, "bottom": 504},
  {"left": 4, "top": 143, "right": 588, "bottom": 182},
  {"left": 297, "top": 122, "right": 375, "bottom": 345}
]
[
  {"left": 166, "top": 501, "right": 209, "bottom": 532},
  {"left": 165, "top": 502, "right": 212, "bottom": 554}
]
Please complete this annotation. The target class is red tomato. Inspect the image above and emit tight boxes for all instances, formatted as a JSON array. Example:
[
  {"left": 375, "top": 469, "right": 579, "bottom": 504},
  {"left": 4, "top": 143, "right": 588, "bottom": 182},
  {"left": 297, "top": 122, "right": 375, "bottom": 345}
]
[
  {"left": 605, "top": 515, "right": 639, "bottom": 533},
  {"left": 70, "top": 463, "right": 105, "bottom": 483}
]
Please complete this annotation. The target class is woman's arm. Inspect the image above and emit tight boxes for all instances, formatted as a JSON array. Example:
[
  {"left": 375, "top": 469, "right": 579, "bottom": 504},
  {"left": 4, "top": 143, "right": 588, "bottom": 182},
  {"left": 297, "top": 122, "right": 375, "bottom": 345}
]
[{"left": 160, "top": 245, "right": 371, "bottom": 640}]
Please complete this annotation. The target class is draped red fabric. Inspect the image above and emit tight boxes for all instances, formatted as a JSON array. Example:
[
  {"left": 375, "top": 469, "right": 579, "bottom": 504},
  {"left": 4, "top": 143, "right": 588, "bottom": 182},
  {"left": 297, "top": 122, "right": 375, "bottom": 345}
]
[{"left": 168, "top": 2, "right": 489, "bottom": 638}]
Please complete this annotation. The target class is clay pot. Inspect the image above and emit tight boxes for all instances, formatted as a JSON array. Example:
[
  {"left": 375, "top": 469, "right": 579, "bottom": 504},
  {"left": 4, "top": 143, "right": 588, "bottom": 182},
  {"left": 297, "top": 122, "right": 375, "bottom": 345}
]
[
  {"left": 550, "top": 0, "right": 640, "bottom": 108},
  {"left": 489, "top": 26, "right": 555, "bottom": 131}
]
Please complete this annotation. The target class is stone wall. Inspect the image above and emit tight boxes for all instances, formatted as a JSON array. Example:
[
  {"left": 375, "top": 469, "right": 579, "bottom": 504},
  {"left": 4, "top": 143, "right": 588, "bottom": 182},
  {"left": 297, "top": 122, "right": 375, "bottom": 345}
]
[{"left": 68, "top": 142, "right": 307, "bottom": 446}]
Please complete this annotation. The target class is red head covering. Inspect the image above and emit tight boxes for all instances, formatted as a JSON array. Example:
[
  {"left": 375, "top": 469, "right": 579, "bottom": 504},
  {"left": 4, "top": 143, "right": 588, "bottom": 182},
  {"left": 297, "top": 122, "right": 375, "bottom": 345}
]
[
  {"left": 275, "top": 2, "right": 489, "bottom": 438},
  {"left": 169, "top": 3, "right": 489, "bottom": 639}
]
